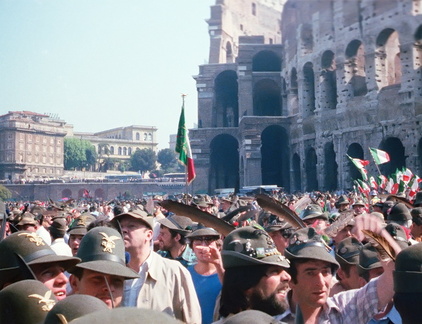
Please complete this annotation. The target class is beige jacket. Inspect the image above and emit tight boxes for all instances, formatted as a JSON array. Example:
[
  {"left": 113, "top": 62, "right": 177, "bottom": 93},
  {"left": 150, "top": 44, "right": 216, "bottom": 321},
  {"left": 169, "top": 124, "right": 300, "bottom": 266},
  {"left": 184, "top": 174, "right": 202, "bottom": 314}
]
[{"left": 135, "top": 251, "right": 201, "bottom": 324}]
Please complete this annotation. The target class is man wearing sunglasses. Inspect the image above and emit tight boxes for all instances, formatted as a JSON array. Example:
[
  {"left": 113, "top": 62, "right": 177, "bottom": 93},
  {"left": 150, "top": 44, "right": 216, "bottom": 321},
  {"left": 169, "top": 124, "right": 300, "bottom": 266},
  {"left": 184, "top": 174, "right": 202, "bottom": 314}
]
[
  {"left": 186, "top": 226, "right": 224, "bottom": 324},
  {"left": 265, "top": 215, "right": 294, "bottom": 254}
]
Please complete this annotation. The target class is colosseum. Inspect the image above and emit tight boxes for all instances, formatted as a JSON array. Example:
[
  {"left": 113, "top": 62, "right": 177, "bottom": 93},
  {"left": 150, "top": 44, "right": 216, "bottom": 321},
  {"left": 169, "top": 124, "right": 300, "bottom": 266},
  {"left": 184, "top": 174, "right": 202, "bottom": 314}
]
[{"left": 190, "top": 0, "right": 422, "bottom": 194}]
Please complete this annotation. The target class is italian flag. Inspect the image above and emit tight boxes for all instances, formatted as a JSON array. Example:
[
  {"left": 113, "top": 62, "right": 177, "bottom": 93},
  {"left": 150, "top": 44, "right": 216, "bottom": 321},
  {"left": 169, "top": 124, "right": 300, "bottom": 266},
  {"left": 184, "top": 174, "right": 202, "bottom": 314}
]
[
  {"left": 176, "top": 100, "right": 196, "bottom": 185},
  {"left": 369, "top": 148, "right": 390, "bottom": 165},
  {"left": 347, "top": 155, "right": 370, "bottom": 181}
]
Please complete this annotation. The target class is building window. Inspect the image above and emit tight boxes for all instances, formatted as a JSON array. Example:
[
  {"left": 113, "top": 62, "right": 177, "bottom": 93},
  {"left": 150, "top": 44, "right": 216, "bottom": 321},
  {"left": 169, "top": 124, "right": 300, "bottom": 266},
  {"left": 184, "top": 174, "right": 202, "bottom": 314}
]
[
  {"left": 118, "top": 147, "right": 122, "bottom": 155},
  {"left": 136, "top": 132, "right": 140, "bottom": 141},
  {"left": 252, "top": 3, "right": 256, "bottom": 16},
  {"left": 128, "top": 147, "right": 132, "bottom": 155},
  {"left": 123, "top": 147, "right": 127, "bottom": 155}
]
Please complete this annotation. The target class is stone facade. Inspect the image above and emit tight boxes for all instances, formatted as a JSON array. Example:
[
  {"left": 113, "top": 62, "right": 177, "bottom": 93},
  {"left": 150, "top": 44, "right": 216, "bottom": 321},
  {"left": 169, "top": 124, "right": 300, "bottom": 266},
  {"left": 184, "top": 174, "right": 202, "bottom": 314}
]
[
  {"left": 191, "top": 0, "right": 422, "bottom": 194},
  {"left": 0, "top": 111, "right": 66, "bottom": 181}
]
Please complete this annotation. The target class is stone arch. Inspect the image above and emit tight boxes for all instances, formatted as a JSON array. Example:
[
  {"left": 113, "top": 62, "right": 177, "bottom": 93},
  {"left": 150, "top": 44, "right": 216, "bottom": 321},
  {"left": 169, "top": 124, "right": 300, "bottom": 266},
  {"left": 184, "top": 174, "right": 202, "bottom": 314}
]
[
  {"left": 305, "top": 147, "right": 318, "bottom": 191},
  {"left": 292, "top": 153, "right": 302, "bottom": 192},
  {"left": 320, "top": 50, "right": 337, "bottom": 109},
  {"left": 94, "top": 188, "right": 105, "bottom": 200},
  {"left": 253, "top": 79, "right": 282, "bottom": 116},
  {"left": 261, "top": 125, "right": 290, "bottom": 191},
  {"left": 345, "top": 39, "right": 367, "bottom": 96},
  {"left": 61, "top": 189, "right": 72, "bottom": 199},
  {"left": 302, "top": 62, "right": 316, "bottom": 116},
  {"left": 78, "top": 188, "right": 89, "bottom": 199},
  {"left": 214, "top": 70, "right": 238, "bottom": 127},
  {"left": 323, "top": 142, "right": 338, "bottom": 191},
  {"left": 290, "top": 68, "right": 298, "bottom": 93},
  {"left": 252, "top": 50, "right": 281, "bottom": 72},
  {"left": 209, "top": 134, "right": 239, "bottom": 193},
  {"left": 347, "top": 143, "right": 365, "bottom": 182},
  {"left": 375, "top": 29, "right": 401, "bottom": 89},
  {"left": 379, "top": 137, "right": 406, "bottom": 177}
]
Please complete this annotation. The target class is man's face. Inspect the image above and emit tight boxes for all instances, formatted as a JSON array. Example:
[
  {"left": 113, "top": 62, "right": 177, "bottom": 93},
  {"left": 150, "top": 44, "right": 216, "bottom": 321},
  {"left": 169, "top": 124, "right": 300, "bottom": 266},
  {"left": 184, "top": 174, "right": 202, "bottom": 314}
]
[
  {"left": 353, "top": 205, "right": 365, "bottom": 215},
  {"left": 119, "top": 216, "right": 152, "bottom": 252},
  {"left": 70, "top": 269, "right": 124, "bottom": 309},
  {"left": 268, "top": 230, "right": 290, "bottom": 254},
  {"left": 191, "top": 236, "right": 218, "bottom": 262},
  {"left": 338, "top": 204, "right": 349, "bottom": 212},
  {"left": 157, "top": 226, "right": 177, "bottom": 251},
  {"left": 337, "top": 265, "right": 360, "bottom": 290},
  {"left": 248, "top": 266, "right": 291, "bottom": 316},
  {"left": 332, "top": 225, "right": 353, "bottom": 245},
  {"left": 303, "top": 218, "right": 328, "bottom": 233},
  {"left": 289, "top": 260, "right": 333, "bottom": 309},
  {"left": 68, "top": 234, "right": 84, "bottom": 256},
  {"left": 30, "top": 263, "right": 68, "bottom": 301}
]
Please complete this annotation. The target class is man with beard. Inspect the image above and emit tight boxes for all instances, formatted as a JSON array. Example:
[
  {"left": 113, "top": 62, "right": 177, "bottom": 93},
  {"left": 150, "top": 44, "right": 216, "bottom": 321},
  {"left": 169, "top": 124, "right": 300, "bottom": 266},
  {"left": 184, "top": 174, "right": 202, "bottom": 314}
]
[
  {"left": 215, "top": 225, "right": 291, "bottom": 323},
  {"left": 284, "top": 213, "right": 402, "bottom": 324}
]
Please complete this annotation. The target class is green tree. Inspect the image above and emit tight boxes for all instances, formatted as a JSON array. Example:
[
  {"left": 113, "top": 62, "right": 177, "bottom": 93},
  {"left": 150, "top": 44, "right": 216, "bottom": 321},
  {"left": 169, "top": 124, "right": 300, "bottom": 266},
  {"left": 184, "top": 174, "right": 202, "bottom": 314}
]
[
  {"left": 64, "top": 138, "right": 97, "bottom": 170},
  {"left": 0, "top": 185, "right": 12, "bottom": 201},
  {"left": 157, "top": 148, "right": 184, "bottom": 173},
  {"left": 130, "top": 148, "right": 157, "bottom": 172}
]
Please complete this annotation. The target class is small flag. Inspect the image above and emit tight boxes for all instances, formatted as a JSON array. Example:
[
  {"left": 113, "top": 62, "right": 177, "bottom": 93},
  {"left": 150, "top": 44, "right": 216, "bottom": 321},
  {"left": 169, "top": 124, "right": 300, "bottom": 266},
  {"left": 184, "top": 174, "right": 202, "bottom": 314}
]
[
  {"left": 176, "top": 99, "right": 196, "bottom": 185},
  {"left": 369, "top": 176, "right": 378, "bottom": 189},
  {"left": 369, "top": 148, "right": 390, "bottom": 165},
  {"left": 347, "top": 155, "right": 370, "bottom": 181}
]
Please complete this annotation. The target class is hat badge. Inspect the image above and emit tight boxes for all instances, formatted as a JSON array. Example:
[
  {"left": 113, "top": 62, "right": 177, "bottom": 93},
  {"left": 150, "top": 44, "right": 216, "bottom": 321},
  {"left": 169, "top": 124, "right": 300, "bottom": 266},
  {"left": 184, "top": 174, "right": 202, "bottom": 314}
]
[
  {"left": 28, "top": 290, "right": 56, "bottom": 311},
  {"left": 99, "top": 232, "right": 120, "bottom": 253},
  {"left": 18, "top": 233, "right": 45, "bottom": 246},
  {"left": 77, "top": 218, "right": 86, "bottom": 226}
]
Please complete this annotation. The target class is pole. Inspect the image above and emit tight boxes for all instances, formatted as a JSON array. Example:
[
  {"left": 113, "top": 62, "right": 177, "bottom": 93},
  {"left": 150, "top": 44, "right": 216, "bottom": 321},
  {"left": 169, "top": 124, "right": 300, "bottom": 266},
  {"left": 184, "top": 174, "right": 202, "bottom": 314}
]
[{"left": 182, "top": 94, "right": 189, "bottom": 205}]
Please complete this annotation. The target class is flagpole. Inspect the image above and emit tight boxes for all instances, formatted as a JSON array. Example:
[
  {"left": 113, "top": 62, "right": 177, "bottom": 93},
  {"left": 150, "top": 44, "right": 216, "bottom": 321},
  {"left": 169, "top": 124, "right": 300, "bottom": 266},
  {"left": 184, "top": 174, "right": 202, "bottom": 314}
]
[{"left": 181, "top": 94, "right": 189, "bottom": 204}]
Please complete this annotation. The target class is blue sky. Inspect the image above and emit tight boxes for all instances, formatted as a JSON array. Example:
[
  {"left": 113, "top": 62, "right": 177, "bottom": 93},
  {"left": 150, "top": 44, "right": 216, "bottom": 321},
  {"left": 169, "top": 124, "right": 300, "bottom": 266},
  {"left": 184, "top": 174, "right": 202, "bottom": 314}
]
[{"left": 0, "top": 0, "right": 214, "bottom": 149}]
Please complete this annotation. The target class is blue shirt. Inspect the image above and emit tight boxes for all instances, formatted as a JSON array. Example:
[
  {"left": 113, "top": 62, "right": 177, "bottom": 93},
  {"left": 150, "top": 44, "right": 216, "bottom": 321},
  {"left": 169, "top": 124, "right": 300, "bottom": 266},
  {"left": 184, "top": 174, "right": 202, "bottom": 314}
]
[{"left": 188, "top": 265, "right": 222, "bottom": 324}]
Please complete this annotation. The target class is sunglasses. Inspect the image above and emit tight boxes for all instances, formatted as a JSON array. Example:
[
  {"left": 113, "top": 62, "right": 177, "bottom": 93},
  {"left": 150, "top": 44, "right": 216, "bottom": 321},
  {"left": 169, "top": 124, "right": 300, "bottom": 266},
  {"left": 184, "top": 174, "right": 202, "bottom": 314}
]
[{"left": 192, "top": 237, "right": 217, "bottom": 245}]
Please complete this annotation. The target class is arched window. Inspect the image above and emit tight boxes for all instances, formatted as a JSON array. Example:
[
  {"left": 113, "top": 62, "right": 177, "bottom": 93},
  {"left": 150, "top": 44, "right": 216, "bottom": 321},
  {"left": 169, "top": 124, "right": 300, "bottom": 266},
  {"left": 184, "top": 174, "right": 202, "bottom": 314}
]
[{"left": 136, "top": 132, "right": 140, "bottom": 141}]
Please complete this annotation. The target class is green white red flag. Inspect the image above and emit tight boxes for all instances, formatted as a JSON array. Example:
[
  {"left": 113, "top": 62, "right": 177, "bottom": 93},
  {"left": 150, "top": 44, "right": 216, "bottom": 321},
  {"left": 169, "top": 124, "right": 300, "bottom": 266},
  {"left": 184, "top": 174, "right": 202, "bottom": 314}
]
[
  {"left": 176, "top": 102, "right": 196, "bottom": 185},
  {"left": 347, "top": 155, "right": 370, "bottom": 181},
  {"left": 369, "top": 148, "right": 390, "bottom": 165}
]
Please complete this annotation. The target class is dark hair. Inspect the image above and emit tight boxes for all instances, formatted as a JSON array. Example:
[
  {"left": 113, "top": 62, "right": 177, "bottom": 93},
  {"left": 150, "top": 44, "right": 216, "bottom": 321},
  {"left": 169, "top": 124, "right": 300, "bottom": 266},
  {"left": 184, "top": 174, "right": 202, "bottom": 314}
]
[
  {"left": 288, "top": 258, "right": 337, "bottom": 284},
  {"left": 219, "top": 265, "right": 269, "bottom": 317},
  {"left": 394, "top": 293, "right": 422, "bottom": 323},
  {"left": 160, "top": 224, "right": 187, "bottom": 245},
  {"left": 358, "top": 269, "right": 371, "bottom": 283}
]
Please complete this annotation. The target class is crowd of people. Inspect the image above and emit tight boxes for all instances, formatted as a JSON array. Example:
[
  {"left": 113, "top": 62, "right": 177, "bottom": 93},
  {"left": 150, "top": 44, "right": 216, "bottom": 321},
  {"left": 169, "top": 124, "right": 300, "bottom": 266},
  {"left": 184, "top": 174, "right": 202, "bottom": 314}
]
[{"left": 0, "top": 189, "right": 421, "bottom": 323}]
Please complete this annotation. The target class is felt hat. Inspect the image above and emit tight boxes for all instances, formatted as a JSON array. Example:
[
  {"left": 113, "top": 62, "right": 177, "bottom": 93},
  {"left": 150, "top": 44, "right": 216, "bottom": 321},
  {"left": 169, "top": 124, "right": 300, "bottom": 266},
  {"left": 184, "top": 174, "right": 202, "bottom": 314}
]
[
  {"left": 157, "top": 215, "right": 193, "bottom": 235},
  {"left": 49, "top": 217, "right": 68, "bottom": 237},
  {"left": 413, "top": 192, "right": 422, "bottom": 206},
  {"left": 111, "top": 210, "right": 153, "bottom": 230},
  {"left": 335, "top": 237, "right": 362, "bottom": 265},
  {"left": 352, "top": 199, "right": 366, "bottom": 207},
  {"left": 387, "top": 203, "right": 411, "bottom": 222},
  {"left": 336, "top": 195, "right": 350, "bottom": 205},
  {"left": 68, "top": 214, "right": 96, "bottom": 236},
  {"left": 384, "top": 223, "right": 410, "bottom": 250},
  {"left": 264, "top": 216, "right": 293, "bottom": 233},
  {"left": 224, "top": 309, "right": 281, "bottom": 324},
  {"left": 70, "top": 307, "right": 180, "bottom": 324},
  {"left": 44, "top": 294, "right": 108, "bottom": 324},
  {"left": 301, "top": 204, "right": 328, "bottom": 221},
  {"left": 284, "top": 227, "right": 339, "bottom": 269},
  {"left": 186, "top": 225, "right": 220, "bottom": 239},
  {"left": 222, "top": 225, "right": 290, "bottom": 269},
  {"left": 394, "top": 243, "right": 422, "bottom": 293},
  {"left": 16, "top": 212, "right": 38, "bottom": 226},
  {"left": 69, "top": 226, "right": 139, "bottom": 279},
  {"left": 411, "top": 207, "right": 422, "bottom": 225},
  {"left": 357, "top": 243, "right": 382, "bottom": 275},
  {"left": 0, "top": 279, "right": 58, "bottom": 324},
  {"left": 0, "top": 231, "right": 80, "bottom": 273}
]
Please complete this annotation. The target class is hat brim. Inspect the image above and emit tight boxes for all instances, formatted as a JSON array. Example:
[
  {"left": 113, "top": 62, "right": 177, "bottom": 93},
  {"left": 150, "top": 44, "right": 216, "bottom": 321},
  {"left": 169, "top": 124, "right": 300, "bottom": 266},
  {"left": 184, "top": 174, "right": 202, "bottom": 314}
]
[
  {"left": 222, "top": 250, "right": 290, "bottom": 269},
  {"left": 68, "top": 227, "right": 88, "bottom": 236},
  {"left": 27, "top": 254, "right": 81, "bottom": 271},
  {"left": 112, "top": 213, "right": 153, "bottom": 230},
  {"left": 72, "top": 260, "right": 139, "bottom": 279},
  {"left": 284, "top": 244, "right": 339, "bottom": 269},
  {"left": 157, "top": 218, "right": 190, "bottom": 235}
]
